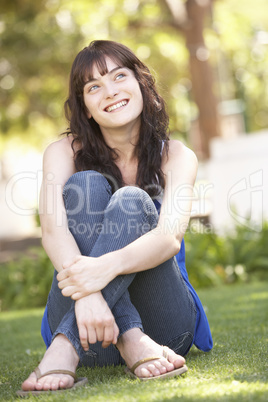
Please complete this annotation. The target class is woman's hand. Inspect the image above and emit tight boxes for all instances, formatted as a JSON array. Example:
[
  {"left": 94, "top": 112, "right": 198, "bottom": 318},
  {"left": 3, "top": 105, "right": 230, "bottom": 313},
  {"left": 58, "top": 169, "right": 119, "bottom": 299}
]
[
  {"left": 57, "top": 255, "right": 115, "bottom": 300},
  {"left": 75, "top": 292, "right": 119, "bottom": 350}
]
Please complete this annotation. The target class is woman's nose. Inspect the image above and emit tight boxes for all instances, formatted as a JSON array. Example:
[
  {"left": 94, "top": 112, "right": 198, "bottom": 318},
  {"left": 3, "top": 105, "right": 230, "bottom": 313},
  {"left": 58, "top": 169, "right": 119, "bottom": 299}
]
[{"left": 104, "top": 82, "right": 119, "bottom": 98}]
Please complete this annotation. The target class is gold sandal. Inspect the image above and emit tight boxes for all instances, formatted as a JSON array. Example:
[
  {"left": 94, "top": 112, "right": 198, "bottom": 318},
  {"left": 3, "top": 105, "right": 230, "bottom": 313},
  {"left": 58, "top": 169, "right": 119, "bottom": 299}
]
[
  {"left": 16, "top": 367, "right": 88, "bottom": 397},
  {"left": 125, "top": 346, "right": 188, "bottom": 381}
]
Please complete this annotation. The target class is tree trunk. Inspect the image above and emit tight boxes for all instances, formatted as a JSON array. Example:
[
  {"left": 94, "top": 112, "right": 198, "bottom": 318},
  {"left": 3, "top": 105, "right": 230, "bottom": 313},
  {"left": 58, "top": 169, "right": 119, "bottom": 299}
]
[
  {"left": 163, "top": 0, "right": 220, "bottom": 159},
  {"left": 183, "top": 0, "right": 220, "bottom": 159}
]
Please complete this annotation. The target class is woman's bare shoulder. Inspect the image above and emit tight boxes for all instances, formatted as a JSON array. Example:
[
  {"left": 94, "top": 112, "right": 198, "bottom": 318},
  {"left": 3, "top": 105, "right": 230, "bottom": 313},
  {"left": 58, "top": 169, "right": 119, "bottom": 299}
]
[
  {"left": 44, "top": 135, "right": 76, "bottom": 156},
  {"left": 164, "top": 140, "right": 198, "bottom": 167},
  {"left": 162, "top": 140, "right": 198, "bottom": 187},
  {"left": 169, "top": 139, "right": 196, "bottom": 157},
  {"left": 42, "top": 136, "right": 77, "bottom": 181}
]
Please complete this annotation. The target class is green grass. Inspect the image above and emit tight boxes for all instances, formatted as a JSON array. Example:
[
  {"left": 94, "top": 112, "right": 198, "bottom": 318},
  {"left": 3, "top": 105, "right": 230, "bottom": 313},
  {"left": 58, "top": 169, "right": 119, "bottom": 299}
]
[{"left": 0, "top": 282, "right": 267, "bottom": 401}]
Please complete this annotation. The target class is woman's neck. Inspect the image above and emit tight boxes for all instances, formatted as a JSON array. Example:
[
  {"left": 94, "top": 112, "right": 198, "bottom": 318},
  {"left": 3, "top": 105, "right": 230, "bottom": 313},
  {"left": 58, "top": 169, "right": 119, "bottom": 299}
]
[{"left": 100, "top": 125, "right": 139, "bottom": 165}]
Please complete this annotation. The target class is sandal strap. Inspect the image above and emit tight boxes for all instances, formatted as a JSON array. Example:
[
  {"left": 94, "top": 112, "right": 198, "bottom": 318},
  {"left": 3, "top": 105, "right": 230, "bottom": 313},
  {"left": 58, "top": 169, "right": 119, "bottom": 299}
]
[
  {"left": 162, "top": 346, "right": 170, "bottom": 359},
  {"left": 34, "top": 367, "right": 77, "bottom": 382},
  {"left": 130, "top": 357, "right": 161, "bottom": 374},
  {"left": 130, "top": 346, "right": 171, "bottom": 374}
]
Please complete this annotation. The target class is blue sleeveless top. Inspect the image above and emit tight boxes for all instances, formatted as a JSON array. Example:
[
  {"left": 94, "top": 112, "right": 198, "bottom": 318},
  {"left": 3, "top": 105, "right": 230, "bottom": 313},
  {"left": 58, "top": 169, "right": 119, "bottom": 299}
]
[{"left": 153, "top": 199, "right": 213, "bottom": 352}]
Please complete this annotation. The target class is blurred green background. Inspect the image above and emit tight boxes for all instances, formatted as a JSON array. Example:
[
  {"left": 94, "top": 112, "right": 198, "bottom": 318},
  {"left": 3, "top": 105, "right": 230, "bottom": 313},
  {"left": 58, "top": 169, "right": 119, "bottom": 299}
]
[
  {"left": 1, "top": 0, "right": 268, "bottom": 310},
  {"left": 1, "top": 0, "right": 268, "bottom": 151}
]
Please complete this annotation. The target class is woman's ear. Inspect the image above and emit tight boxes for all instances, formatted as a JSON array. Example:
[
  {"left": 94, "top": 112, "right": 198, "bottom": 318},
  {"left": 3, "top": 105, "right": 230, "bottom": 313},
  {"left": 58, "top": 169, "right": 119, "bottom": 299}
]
[{"left": 86, "top": 109, "right": 92, "bottom": 119}]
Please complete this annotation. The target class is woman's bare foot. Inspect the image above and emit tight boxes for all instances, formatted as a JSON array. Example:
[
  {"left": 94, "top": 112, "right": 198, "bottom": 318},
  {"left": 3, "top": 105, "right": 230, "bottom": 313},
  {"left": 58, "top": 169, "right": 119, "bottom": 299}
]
[
  {"left": 116, "top": 328, "right": 186, "bottom": 379},
  {"left": 21, "top": 334, "right": 80, "bottom": 392}
]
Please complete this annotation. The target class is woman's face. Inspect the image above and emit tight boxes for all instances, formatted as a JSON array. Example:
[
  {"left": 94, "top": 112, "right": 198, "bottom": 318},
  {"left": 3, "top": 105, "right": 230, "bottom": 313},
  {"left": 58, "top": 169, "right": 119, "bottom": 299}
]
[{"left": 83, "top": 57, "right": 143, "bottom": 134}]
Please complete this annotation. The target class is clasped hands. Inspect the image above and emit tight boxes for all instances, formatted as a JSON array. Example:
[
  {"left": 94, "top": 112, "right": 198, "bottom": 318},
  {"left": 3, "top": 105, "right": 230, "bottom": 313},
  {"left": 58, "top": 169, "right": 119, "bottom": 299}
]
[
  {"left": 57, "top": 255, "right": 119, "bottom": 350},
  {"left": 57, "top": 254, "right": 114, "bottom": 300},
  {"left": 75, "top": 292, "right": 119, "bottom": 350}
]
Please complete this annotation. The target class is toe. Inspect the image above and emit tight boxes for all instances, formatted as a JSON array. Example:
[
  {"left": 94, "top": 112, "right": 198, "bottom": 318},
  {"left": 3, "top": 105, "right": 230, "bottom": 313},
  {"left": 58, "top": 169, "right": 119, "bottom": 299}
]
[
  {"left": 164, "top": 346, "right": 185, "bottom": 368},
  {"left": 174, "top": 356, "right": 186, "bottom": 368},
  {"left": 33, "top": 374, "right": 74, "bottom": 391},
  {"left": 153, "top": 360, "right": 167, "bottom": 374},
  {"left": 166, "top": 349, "right": 185, "bottom": 368},
  {"left": 21, "top": 380, "right": 35, "bottom": 391},
  {"left": 21, "top": 373, "right": 37, "bottom": 391},
  {"left": 35, "top": 380, "right": 47, "bottom": 391},
  {"left": 51, "top": 381, "right": 59, "bottom": 391},
  {"left": 159, "top": 357, "right": 174, "bottom": 372},
  {"left": 135, "top": 359, "right": 172, "bottom": 378},
  {"left": 139, "top": 367, "right": 153, "bottom": 378},
  {"left": 147, "top": 363, "right": 161, "bottom": 376},
  {"left": 43, "top": 382, "right": 51, "bottom": 391},
  {"left": 59, "top": 376, "right": 74, "bottom": 389}
]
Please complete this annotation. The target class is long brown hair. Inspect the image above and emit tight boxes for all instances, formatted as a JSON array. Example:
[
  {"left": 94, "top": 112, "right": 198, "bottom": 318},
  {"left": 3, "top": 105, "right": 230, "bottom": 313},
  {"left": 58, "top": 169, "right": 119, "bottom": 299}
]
[{"left": 64, "top": 40, "right": 169, "bottom": 196}]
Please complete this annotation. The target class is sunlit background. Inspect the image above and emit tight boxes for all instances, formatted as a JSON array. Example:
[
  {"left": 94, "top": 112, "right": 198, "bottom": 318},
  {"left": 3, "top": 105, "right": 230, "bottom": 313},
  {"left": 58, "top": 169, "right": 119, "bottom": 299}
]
[
  {"left": 1, "top": 0, "right": 268, "bottom": 241},
  {"left": 1, "top": 6, "right": 267, "bottom": 396}
]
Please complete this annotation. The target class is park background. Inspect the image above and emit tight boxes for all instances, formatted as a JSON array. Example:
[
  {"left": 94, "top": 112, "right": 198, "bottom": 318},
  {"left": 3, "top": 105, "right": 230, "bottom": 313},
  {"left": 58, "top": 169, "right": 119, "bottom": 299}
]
[
  {"left": 1, "top": 0, "right": 268, "bottom": 297},
  {"left": 0, "top": 1, "right": 267, "bottom": 401}
]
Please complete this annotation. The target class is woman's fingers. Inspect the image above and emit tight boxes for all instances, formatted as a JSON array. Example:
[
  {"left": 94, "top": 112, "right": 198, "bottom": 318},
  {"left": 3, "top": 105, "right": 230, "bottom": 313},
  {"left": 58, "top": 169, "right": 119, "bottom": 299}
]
[
  {"left": 95, "top": 325, "right": 105, "bottom": 346},
  {"left": 57, "top": 277, "right": 69, "bottom": 290},
  {"left": 113, "top": 322, "right": 120, "bottom": 345},
  {"left": 57, "top": 270, "right": 81, "bottom": 291},
  {"left": 86, "top": 317, "right": 117, "bottom": 349},
  {"left": 102, "top": 319, "right": 119, "bottom": 348},
  {"left": 60, "top": 285, "right": 76, "bottom": 297},
  {"left": 57, "top": 269, "right": 68, "bottom": 282},
  {"left": 102, "top": 324, "right": 114, "bottom": 348},
  {"left": 58, "top": 275, "right": 97, "bottom": 298},
  {"left": 79, "top": 322, "right": 112, "bottom": 350},
  {"left": 78, "top": 324, "right": 89, "bottom": 351},
  {"left": 87, "top": 326, "right": 97, "bottom": 346},
  {"left": 57, "top": 256, "right": 81, "bottom": 282},
  {"left": 57, "top": 256, "right": 110, "bottom": 298},
  {"left": 75, "top": 293, "right": 117, "bottom": 351},
  {"left": 61, "top": 287, "right": 85, "bottom": 300},
  {"left": 57, "top": 268, "right": 76, "bottom": 283},
  {"left": 71, "top": 291, "right": 83, "bottom": 300}
]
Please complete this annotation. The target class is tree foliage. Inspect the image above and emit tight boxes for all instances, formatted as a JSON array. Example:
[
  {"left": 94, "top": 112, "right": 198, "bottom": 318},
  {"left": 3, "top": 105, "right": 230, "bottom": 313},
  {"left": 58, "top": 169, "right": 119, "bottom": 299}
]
[{"left": 0, "top": 0, "right": 268, "bottom": 151}]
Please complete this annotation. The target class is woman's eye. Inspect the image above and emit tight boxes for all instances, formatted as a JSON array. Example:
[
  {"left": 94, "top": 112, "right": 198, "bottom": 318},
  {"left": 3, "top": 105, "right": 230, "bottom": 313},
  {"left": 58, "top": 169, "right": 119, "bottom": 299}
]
[
  {"left": 115, "top": 73, "right": 126, "bottom": 80},
  {"left": 88, "top": 85, "right": 99, "bottom": 92}
]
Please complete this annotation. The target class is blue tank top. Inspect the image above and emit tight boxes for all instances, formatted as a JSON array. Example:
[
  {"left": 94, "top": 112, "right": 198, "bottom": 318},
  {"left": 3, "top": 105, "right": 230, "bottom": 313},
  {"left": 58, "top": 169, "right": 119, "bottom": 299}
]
[{"left": 153, "top": 198, "right": 213, "bottom": 352}]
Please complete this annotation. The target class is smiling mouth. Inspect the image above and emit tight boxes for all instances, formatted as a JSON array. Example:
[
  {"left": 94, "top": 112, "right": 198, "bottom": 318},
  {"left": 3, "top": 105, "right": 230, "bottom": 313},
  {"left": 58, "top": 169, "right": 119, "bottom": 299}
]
[{"left": 105, "top": 100, "right": 128, "bottom": 113}]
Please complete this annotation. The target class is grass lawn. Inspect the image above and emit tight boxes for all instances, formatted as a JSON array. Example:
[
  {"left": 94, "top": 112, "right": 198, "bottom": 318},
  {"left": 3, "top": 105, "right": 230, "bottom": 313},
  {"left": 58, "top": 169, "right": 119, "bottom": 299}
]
[{"left": 0, "top": 281, "right": 267, "bottom": 401}]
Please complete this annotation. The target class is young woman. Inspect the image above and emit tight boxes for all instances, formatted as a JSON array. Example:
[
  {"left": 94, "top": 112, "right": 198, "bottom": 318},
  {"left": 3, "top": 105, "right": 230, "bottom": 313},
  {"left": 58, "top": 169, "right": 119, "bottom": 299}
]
[{"left": 18, "top": 40, "right": 212, "bottom": 395}]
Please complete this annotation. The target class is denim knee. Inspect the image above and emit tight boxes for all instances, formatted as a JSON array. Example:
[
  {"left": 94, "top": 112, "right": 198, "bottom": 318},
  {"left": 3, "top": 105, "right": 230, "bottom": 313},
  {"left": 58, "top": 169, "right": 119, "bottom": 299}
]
[
  {"left": 108, "top": 186, "right": 158, "bottom": 220},
  {"left": 62, "top": 170, "right": 112, "bottom": 216}
]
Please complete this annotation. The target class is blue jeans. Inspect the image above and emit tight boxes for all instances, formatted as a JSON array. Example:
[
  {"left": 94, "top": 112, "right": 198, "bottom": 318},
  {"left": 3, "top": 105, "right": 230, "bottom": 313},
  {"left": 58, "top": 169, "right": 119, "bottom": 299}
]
[{"left": 46, "top": 171, "right": 196, "bottom": 367}]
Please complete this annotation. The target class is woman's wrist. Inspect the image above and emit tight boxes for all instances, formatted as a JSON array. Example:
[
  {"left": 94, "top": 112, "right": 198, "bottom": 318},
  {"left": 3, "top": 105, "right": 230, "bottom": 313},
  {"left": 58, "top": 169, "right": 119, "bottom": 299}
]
[{"left": 100, "top": 249, "right": 127, "bottom": 279}]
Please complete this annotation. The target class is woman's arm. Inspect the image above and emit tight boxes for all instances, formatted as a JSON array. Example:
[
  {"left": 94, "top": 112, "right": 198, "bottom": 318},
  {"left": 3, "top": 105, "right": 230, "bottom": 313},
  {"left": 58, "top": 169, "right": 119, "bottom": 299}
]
[
  {"left": 39, "top": 137, "right": 81, "bottom": 270},
  {"left": 57, "top": 140, "right": 198, "bottom": 299},
  {"left": 116, "top": 140, "right": 198, "bottom": 272},
  {"left": 40, "top": 137, "right": 119, "bottom": 349}
]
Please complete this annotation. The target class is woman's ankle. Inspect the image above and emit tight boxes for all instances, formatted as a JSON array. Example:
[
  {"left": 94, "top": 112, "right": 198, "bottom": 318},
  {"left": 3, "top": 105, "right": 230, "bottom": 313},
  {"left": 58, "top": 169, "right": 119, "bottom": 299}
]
[
  {"left": 40, "top": 334, "right": 80, "bottom": 368},
  {"left": 117, "top": 328, "right": 143, "bottom": 348}
]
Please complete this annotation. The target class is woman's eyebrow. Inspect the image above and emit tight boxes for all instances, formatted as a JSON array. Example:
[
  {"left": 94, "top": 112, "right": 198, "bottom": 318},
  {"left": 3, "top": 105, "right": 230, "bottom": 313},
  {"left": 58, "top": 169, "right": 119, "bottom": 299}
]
[{"left": 84, "top": 66, "right": 125, "bottom": 85}]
